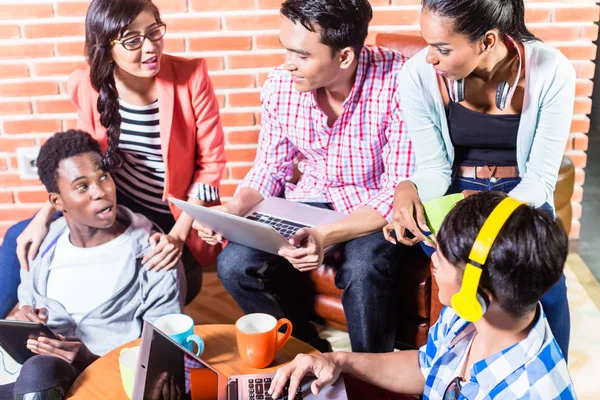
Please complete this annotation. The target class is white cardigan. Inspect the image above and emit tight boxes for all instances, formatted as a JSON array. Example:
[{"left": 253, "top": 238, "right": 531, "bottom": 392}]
[{"left": 399, "top": 40, "right": 576, "bottom": 208}]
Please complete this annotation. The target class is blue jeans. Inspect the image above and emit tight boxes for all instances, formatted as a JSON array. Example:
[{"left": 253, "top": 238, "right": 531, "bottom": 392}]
[
  {"left": 424, "top": 177, "right": 571, "bottom": 360},
  {"left": 217, "top": 203, "right": 418, "bottom": 353},
  {"left": 0, "top": 218, "right": 33, "bottom": 318}
]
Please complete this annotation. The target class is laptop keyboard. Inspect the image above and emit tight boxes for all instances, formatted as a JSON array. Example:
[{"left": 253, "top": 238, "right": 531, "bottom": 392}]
[
  {"left": 247, "top": 378, "right": 303, "bottom": 400},
  {"left": 246, "top": 213, "right": 309, "bottom": 240}
]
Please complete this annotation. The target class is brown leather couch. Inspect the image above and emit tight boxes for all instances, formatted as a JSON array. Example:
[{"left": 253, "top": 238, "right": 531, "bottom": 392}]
[{"left": 307, "top": 33, "right": 575, "bottom": 349}]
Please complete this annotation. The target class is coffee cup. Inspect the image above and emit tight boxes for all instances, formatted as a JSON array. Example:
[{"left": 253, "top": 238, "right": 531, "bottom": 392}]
[
  {"left": 235, "top": 313, "right": 292, "bottom": 369},
  {"left": 118, "top": 346, "right": 139, "bottom": 399},
  {"left": 154, "top": 314, "right": 204, "bottom": 356}
]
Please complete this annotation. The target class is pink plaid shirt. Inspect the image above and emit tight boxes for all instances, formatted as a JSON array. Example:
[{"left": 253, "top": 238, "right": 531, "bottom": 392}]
[{"left": 238, "top": 46, "right": 414, "bottom": 221}]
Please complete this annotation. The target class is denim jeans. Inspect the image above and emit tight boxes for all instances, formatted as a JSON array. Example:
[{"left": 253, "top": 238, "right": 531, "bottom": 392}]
[
  {"left": 217, "top": 203, "right": 418, "bottom": 353},
  {"left": 423, "top": 176, "right": 571, "bottom": 360}
]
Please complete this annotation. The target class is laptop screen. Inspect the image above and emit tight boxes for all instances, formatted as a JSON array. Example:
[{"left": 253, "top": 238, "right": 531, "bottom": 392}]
[{"left": 140, "top": 324, "right": 219, "bottom": 400}]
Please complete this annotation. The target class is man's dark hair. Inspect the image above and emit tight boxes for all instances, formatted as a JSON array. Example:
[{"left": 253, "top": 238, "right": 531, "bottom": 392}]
[
  {"left": 280, "top": 0, "right": 373, "bottom": 56},
  {"left": 437, "top": 191, "right": 567, "bottom": 317},
  {"left": 36, "top": 130, "right": 103, "bottom": 193},
  {"left": 422, "top": 0, "right": 538, "bottom": 43}
]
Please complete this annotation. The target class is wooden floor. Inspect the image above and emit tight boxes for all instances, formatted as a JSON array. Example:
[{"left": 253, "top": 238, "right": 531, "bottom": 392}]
[{"left": 184, "top": 270, "right": 244, "bottom": 325}]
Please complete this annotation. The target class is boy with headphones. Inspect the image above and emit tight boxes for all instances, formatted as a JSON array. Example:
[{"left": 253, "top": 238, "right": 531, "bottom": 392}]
[{"left": 268, "top": 191, "right": 575, "bottom": 400}]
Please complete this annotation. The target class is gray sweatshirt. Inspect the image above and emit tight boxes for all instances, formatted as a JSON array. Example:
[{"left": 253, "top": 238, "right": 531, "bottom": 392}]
[{"left": 18, "top": 206, "right": 186, "bottom": 355}]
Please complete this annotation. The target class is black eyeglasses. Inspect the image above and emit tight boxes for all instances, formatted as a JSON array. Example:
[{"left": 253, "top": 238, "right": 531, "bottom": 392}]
[
  {"left": 112, "top": 24, "right": 167, "bottom": 51},
  {"left": 443, "top": 376, "right": 463, "bottom": 400}
]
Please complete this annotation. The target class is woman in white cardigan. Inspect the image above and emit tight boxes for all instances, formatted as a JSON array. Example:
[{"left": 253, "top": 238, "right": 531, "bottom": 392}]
[{"left": 386, "top": 0, "right": 575, "bottom": 360}]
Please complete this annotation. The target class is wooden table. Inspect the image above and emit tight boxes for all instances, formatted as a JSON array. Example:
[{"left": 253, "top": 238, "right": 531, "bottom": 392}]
[{"left": 66, "top": 324, "right": 318, "bottom": 399}]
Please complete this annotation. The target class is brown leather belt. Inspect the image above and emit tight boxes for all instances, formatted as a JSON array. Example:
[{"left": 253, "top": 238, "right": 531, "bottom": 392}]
[{"left": 457, "top": 165, "right": 519, "bottom": 179}]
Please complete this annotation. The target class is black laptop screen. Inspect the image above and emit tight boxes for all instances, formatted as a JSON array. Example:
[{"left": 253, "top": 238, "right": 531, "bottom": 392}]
[{"left": 142, "top": 327, "right": 218, "bottom": 400}]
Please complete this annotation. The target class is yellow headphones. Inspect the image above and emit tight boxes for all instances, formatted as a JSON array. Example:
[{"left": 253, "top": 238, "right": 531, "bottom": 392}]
[{"left": 451, "top": 197, "right": 525, "bottom": 322}]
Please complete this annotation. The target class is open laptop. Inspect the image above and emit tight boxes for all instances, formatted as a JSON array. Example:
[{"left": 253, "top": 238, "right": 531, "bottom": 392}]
[
  {"left": 132, "top": 321, "right": 348, "bottom": 400},
  {"left": 169, "top": 197, "right": 346, "bottom": 255}
]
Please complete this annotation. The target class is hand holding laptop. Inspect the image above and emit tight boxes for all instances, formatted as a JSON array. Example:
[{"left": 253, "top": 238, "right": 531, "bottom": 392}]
[
  {"left": 269, "top": 353, "right": 342, "bottom": 398},
  {"left": 193, "top": 204, "right": 231, "bottom": 245},
  {"left": 13, "top": 305, "right": 49, "bottom": 324},
  {"left": 278, "top": 227, "right": 326, "bottom": 272}
]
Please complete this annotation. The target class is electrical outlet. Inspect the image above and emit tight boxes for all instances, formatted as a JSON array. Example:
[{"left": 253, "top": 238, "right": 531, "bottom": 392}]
[{"left": 16, "top": 147, "right": 41, "bottom": 180}]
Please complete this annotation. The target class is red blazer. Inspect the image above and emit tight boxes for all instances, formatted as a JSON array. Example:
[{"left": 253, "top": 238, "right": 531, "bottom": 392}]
[{"left": 68, "top": 54, "right": 226, "bottom": 265}]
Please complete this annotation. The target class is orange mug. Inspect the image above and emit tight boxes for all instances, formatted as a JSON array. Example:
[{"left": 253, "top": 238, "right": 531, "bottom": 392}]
[{"left": 235, "top": 313, "right": 293, "bottom": 369}]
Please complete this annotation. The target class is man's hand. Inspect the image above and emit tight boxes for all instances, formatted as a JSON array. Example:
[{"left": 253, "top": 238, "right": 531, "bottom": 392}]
[
  {"left": 193, "top": 205, "right": 231, "bottom": 245},
  {"left": 27, "top": 335, "right": 99, "bottom": 370},
  {"left": 278, "top": 228, "right": 325, "bottom": 272},
  {"left": 268, "top": 353, "right": 342, "bottom": 398},
  {"left": 14, "top": 305, "right": 48, "bottom": 324},
  {"left": 142, "top": 232, "right": 185, "bottom": 271}
]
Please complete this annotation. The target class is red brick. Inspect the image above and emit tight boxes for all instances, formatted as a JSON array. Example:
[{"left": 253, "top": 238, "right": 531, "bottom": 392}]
[
  {"left": 189, "top": 36, "right": 252, "bottom": 52},
  {"left": 568, "top": 219, "right": 580, "bottom": 240},
  {"left": 23, "top": 22, "right": 85, "bottom": 39},
  {"left": 35, "top": 99, "right": 77, "bottom": 114},
  {"left": 529, "top": 25, "right": 580, "bottom": 42},
  {"left": 9, "top": 156, "right": 18, "bottom": 169},
  {"left": 225, "top": 148, "right": 257, "bottom": 162},
  {"left": 571, "top": 184, "right": 583, "bottom": 202},
  {"left": 391, "top": 0, "right": 423, "bottom": 4},
  {"left": 372, "top": 9, "right": 420, "bottom": 25},
  {"left": 0, "top": 82, "right": 58, "bottom": 97},
  {"left": 0, "top": 158, "right": 6, "bottom": 171},
  {"left": 153, "top": 0, "right": 188, "bottom": 13},
  {"left": 566, "top": 150, "right": 587, "bottom": 169},
  {"left": 164, "top": 39, "right": 185, "bottom": 53},
  {"left": 225, "top": 15, "right": 282, "bottom": 31},
  {"left": 230, "top": 165, "right": 253, "bottom": 179},
  {"left": 3, "top": 119, "right": 62, "bottom": 135},
  {"left": 0, "top": 44, "right": 54, "bottom": 60},
  {"left": 191, "top": 0, "right": 254, "bottom": 11},
  {"left": 572, "top": 133, "right": 589, "bottom": 151},
  {"left": 0, "top": 64, "right": 30, "bottom": 79},
  {"left": 575, "top": 80, "right": 593, "bottom": 97},
  {"left": 221, "top": 168, "right": 229, "bottom": 180},
  {"left": 0, "top": 4, "right": 53, "bottom": 19},
  {"left": 524, "top": 7, "right": 552, "bottom": 23},
  {"left": 0, "top": 25, "right": 20, "bottom": 40},
  {"left": 575, "top": 167, "right": 586, "bottom": 186},
  {"left": 257, "top": 72, "right": 270, "bottom": 86},
  {"left": 574, "top": 97, "right": 593, "bottom": 114},
  {"left": 229, "top": 91, "right": 261, "bottom": 107},
  {"left": 255, "top": 112, "right": 263, "bottom": 125},
  {"left": 581, "top": 24, "right": 599, "bottom": 41},
  {"left": 227, "top": 53, "right": 285, "bottom": 69},
  {"left": 256, "top": 34, "right": 281, "bottom": 49},
  {"left": 573, "top": 61, "right": 596, "bottom": 79},
  {"left": 55, "top": 42, "right": 85, "bottom": 57},
  {"left": 0, "top": 174, "right": 41, "bottom": 187},
  {"left": 220, "top": 183, "right": 238, "bottom": 198},
  {"left": 0, "top": 102, "right": 32, "bottom": 115},
  {"left": 204, "top": 57, "right": 225, "bottom": 71},
  {"left": 572, "top": 201, "right": 582, "bottom": 220},
  {"left": 0, "top": 192, "right": 14, "bottom": 203},
  {"left": 228, "top": 129, "right": 260, "bottom": 145},
  {"left": 55, "top": 2, "right": 90, "bottom": 17},
  {"left": 32, "top": 61, "right": 88, "bottom": 77},
  {"left": 570, "top": 116, "right": 590, "bottom": 133},
  {"left": 220, "top": 112, "right": 255, "bottom": 127},
  {"left": 16, "top": 190, "right": 49, "bottom": 204},
  {"left": 370, "top": 0, "right": 393, "bottom": 4},
  {"left": 0, "top": 207, "right": 40, "bottom": 221},
  {"left": 554, "top": 5, "right": 600, "bottom": 23},
  {"left": 216, "top": 95, "right": 225, "bottom": 108},
  {"left": 258, "top": 0, "right": 284, "bottom": 9},
  {"left": 210, "top": 74, "right": 255, "bottom": 89},
  {"left": 0, "top": 138, "right": 36, "bottom": 152},
  {"left": 162, "top": 16, "right": 221, "bottom": 33},
  {"left": 63, "top": 119, "right": 79, "bottom": 130},
  {"left": 555, "top": 43, "right": 597, "bottom": 61}
]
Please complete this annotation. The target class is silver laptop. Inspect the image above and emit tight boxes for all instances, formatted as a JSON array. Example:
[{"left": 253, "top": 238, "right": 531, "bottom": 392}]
[
  {"left": 133, "top": 321, "right": 348, "bottom": 400},
  {"left": 169, "top": 197, "right": 346, "bottom": 255}
]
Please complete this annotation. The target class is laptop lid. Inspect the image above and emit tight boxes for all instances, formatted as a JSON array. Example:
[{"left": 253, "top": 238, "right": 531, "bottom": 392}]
[{"left": 133, "top": 321, "right": 226, "bottom": 400}]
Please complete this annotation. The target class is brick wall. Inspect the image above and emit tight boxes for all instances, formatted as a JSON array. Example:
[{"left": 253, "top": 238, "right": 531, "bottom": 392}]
[{"left": 0, "top": 0, "right": 597, "bottom": 239}]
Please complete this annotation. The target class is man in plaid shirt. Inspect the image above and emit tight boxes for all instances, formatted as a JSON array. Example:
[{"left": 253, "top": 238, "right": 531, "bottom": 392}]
[
  {"left": 195, "top": 0, "right": 418, "bottom": 353},
  {"left": 268, "top": 192, "right": 575, "bottom": 400}
]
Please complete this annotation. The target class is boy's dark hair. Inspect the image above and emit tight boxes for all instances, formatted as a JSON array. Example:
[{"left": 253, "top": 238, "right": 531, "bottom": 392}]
[
  {"left": 37, "top": 130, "right": 103, "bottom": 194},
  {"left": 422, "top": 0, "right": 538, "bottom": 43},
  {"left": 437, "top": 191, "right": 567, "bottom": 317},
  {"left": 280, "top": 0, "right": 373, "bottom": 56}
]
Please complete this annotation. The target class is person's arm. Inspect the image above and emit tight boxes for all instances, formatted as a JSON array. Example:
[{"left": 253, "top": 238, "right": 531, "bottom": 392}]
[
  {"left": 508, "top": 57, "right": 576, "bottom": 207},
  {"left": 16, "top": 202, "right": 55, "bottom": 271},
  {"left": 268, "top": 351, "right": 424, "bottom": 398}
]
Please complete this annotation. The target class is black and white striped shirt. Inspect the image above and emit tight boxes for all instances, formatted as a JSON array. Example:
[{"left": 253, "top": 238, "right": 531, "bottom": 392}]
[{"left": 114, "top": 99, "right": 220, "bottom": 215}]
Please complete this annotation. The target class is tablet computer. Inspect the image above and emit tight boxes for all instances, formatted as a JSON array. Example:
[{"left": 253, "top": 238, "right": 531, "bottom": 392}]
[{"left": 0, "top": 320, "right": 58, "bottom": 364}]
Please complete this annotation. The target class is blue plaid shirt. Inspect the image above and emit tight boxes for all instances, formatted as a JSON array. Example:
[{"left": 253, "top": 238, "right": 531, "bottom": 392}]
[{"left": 419, "top": 305, "right": 576, "bottom": 399}]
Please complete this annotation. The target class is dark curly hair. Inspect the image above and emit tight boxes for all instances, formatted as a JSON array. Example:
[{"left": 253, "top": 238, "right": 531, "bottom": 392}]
[
  {"left": 36, "top": 130, "right": 102, "bottom": 194},
  {"left": 280, "top": 0, "right": 372, "bottom": 56},
  {"left": 437, "top": 191, "right": 567, "bottom": 317},
  {"left": 85, "top": 0, "right": 162, "bottom": 171}
]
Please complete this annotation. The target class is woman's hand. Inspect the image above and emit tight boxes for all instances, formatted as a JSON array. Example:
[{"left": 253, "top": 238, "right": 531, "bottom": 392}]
[
  {"left": 27, "top": 335, "right": 99, "bottom": 370},
  {"left": 142, "top": 232, "right": 185, "bottom": 271},
  {"left": 269, "top": 353, "right": 342, "bottom": 398},
  {"left": 384, "top": 181, "right": 430, "bottom": 246},
  {"left": 16, "top": 205, "right": 55, "bottom": 271},
  {"left": 193, "top": 205, "right": 230, "bottom": 245}
]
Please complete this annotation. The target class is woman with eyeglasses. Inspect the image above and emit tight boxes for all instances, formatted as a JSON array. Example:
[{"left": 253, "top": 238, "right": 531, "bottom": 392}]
[
  {"left": 383, "top": 0, "right": 575, "bottom": 360},
  {"left": 0, "top": 0, "right": 225, "bottom": 314}
]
